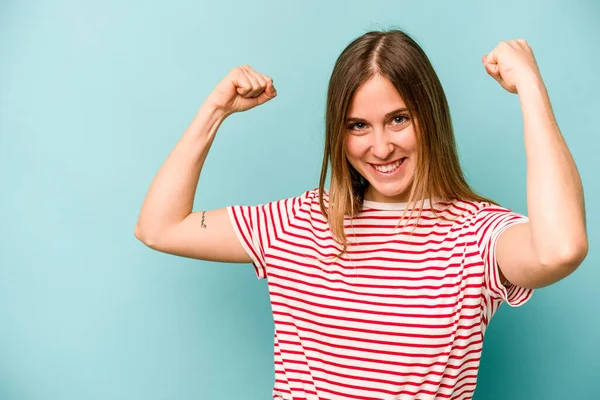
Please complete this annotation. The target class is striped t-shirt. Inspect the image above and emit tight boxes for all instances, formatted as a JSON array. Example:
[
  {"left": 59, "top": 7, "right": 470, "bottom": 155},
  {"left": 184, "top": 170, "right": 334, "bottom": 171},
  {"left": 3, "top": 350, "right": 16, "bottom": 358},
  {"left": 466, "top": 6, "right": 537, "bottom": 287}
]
[{"left": 227, "top": 187, "right": 533, "bottom": 400}]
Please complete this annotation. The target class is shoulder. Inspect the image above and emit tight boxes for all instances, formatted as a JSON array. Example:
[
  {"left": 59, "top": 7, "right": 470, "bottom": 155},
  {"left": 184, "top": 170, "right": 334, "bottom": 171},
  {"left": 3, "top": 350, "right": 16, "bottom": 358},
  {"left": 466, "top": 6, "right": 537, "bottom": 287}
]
[
  {"left": 290, "top": 187, "right": 322, "bottom": 208},
  {"left": 247, "top": 187, "right": 321, "bottom": 209},
  {"left": 452, "top": 200, "right": 529, "bottom": 247},
  {"left": 450, "top": 199, "right": 516, "bottom": 222},
  {"left": 296, "top": 187, "right": 326, "bottom": 215},
  {"left": 271, "top": 187, "right": 323, "bottom": 221},
  {"left": 432, "top": 199, "right": 527, "bottom": 238}
]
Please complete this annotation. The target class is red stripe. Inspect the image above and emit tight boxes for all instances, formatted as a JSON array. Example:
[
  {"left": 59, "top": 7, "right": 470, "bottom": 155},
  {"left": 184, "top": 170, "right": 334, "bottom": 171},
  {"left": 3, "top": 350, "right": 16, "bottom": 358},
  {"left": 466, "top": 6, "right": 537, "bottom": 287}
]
[
  {"left": 269, "top": 272, "right": 483, "bottom": 300},
  {"left": 268, "top": 281, "right": 482, "bottom": 307},
  {"left": 226, "top": 190, "right": 531, "bottom": 399},
  {"left": 229, "top": 206, "right": 263, "bottom": 273}
]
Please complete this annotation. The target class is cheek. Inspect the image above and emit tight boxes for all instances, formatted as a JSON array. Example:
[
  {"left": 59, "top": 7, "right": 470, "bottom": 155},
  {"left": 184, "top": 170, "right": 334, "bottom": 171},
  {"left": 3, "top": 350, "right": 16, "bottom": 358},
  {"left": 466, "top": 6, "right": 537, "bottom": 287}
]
[
  {"left": 344, "top": 137, "right": 362, "bottom": 160},
  {"left": 397, "top": 128, "right": 418, "bottom": 153}
]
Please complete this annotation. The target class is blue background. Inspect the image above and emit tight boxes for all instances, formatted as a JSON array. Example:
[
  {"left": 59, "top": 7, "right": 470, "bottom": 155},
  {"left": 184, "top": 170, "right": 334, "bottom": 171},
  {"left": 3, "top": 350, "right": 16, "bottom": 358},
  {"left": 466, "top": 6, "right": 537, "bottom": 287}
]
[{"left": 1, "top": 0, "right": 598, "bottom": 399}]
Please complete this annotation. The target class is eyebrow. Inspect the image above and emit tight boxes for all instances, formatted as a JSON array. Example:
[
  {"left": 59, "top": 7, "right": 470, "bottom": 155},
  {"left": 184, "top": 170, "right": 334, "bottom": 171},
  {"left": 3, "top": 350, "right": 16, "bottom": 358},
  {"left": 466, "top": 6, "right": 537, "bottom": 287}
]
[{"left": 346, "top": 107, "right": 409, "bottom": 123}]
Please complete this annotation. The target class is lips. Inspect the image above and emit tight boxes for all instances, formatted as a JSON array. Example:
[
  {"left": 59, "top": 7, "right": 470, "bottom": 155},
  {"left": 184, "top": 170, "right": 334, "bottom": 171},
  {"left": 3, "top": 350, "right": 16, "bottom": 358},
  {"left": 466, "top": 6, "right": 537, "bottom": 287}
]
[{"left": 369, "top": 157, "right": 407, "bottom": 174}]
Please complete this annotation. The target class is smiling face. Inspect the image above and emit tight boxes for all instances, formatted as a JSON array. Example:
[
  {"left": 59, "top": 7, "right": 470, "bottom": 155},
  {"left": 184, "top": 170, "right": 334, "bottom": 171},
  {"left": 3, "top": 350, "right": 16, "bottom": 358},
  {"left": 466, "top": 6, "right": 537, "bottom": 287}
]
[{"left": 344, "top": 74, "right": 418, "bottom": 203}]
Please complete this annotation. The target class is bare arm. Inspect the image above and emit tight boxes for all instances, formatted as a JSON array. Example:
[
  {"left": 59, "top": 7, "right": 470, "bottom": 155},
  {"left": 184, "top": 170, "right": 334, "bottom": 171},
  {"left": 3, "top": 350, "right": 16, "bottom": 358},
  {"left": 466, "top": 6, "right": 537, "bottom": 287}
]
[
  {"left": 140, "top": 208, "right": 251, "bottom": 263},
  {"left": 482, "top": 40, "right": 588, "bottom": 288},
  {"left": 134, "top": 65, "right": 277, "bottom": 262},
  {"left": 495, "top": 78, "right": 587, "bottom": 288},
  {"left": 134, "top": 103, "right": 250, "bottom": 262}
]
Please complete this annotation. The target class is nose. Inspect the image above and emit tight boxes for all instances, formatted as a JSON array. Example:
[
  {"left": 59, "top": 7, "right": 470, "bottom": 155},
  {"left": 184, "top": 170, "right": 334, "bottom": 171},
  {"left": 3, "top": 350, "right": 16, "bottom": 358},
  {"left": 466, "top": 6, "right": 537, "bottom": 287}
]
[{"left": 370, "top": 129, "right": 394, "bottom": 160}]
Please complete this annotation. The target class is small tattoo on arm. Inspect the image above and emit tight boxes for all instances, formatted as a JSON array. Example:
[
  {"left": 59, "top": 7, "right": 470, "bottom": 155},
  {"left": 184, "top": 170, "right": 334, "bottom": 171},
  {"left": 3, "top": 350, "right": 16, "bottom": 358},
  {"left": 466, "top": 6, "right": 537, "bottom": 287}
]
[{"left": 201, "top": 211, "right": 207, "bottom": 229}]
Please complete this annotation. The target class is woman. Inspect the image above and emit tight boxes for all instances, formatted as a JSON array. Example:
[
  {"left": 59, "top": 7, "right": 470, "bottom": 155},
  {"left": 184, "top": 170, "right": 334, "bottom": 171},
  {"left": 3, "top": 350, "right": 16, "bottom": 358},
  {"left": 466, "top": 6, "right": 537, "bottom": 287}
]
[{"left": 135, "top": 30, "right": 588, "bottom": 399}]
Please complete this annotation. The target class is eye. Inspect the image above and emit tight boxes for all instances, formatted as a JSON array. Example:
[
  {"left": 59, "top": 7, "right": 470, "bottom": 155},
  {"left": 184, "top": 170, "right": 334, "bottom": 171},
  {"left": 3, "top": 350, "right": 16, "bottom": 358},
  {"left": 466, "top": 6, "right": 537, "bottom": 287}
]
[
  {"left": 392, "top": 115, "right": 408, "bottom": 125},
  {"left": 346, "top": 115, "right": 409, "bottom": 131},
  {"left": 347, "top": 122, "right": 366, "bottom": 131}
]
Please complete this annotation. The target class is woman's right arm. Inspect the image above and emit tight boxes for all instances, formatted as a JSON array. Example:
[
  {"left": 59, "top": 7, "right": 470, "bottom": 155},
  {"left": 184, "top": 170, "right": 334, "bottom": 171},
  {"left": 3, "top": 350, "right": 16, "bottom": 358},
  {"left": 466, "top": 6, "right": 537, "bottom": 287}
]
[{"left": 134, "top": 65, "right": 277, "bottom": 262}]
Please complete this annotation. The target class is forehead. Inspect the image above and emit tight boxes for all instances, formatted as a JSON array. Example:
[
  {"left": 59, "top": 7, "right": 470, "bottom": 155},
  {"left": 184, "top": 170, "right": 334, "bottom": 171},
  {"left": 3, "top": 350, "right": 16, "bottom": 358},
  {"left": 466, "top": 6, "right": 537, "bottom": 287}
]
[{"left": 347, "top": 75, "right": 407, "bottom": 118}]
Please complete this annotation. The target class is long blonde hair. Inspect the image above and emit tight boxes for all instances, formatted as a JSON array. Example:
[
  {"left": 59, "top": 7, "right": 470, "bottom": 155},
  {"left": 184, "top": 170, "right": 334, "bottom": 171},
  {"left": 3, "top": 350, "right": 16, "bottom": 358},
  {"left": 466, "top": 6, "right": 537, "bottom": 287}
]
[{"left": 318, "top": 29, "right": 498, "bottom": 256}]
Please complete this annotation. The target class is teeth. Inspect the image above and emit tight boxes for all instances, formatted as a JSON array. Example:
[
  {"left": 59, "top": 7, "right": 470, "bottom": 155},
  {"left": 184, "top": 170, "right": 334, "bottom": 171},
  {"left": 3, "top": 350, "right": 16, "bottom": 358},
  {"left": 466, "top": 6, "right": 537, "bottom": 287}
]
[{"left": 374, "top": 159, "right": 403, "bottom": 173}]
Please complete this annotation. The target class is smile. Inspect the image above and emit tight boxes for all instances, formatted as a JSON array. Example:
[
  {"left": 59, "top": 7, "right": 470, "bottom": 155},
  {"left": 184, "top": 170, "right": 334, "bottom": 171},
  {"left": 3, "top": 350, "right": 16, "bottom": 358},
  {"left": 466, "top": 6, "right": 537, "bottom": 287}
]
[{"left": 369, "top": 158, "right": 407, "bottom": 175}]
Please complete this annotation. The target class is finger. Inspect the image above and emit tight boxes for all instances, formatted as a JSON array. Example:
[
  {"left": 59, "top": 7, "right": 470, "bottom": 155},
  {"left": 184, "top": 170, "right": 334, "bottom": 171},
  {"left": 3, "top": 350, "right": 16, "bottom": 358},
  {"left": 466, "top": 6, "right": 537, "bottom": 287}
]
[
  {"left": 507, "top": 39, "right": 520, "bottom": 49},
  {"left": 249, "top": 72, "right": 277, "bottom": 103},
  {"left": 240, "top": 66, "right": 263, "bottom": 97},
  {"left": 487, "top": 45, "right": 500, "bottom": 64},
  {"left": 260, "top": 73, "right": 274, "bottom": 86},
  {"left": 482, "top": 54, "right": 499, "bottom": 75},
  {"left": 260, "top": 73, "right": 277, "bottom": 97},
  {"left": 234, "top": 67, "right": 253, "bottom": 96},
  {"left": 248, "top": 70, "right": 270, "bottom": 98},
  {"left": 485, "top": 41, "right": 505, "bottom": 70},
  {"left": 517, "top": 38, "right": 532, "bottom": 53},
  {"left": 486, "top": 69, "right": 515, "bottom": 93},
  {"left": 254, "top": 84, "right": 277, "bottom": 105},
  {"left": 241, "top": 65, "right": 266, "bottom": 86},
  {"left": 487, "top": 69, "right": 504, "bottom": 87},
  {"left": 482, "top": 54, "right": 501, "bottom": 78},
  {"left": 247, "top": 68, "right": 267, "bottom": 88},
  {"left": 247, "top": 68, "right": 275, "bottom": 98}
]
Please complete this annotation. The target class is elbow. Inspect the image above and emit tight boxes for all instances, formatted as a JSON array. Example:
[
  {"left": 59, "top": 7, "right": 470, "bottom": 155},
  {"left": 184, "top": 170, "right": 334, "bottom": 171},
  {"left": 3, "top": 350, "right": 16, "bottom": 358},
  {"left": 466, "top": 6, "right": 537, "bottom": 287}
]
[
  {"left": 134, "top": 224, "right": 148, "bottom": 244},
  {"left": 134, "top": 224, "right": 145, "bottom": 242},
  {"left": 134, "top": 224, "right": 160, "bottom": 248},
  {"left": 540, "top": 237, "right": 589, "bottom": 271}
]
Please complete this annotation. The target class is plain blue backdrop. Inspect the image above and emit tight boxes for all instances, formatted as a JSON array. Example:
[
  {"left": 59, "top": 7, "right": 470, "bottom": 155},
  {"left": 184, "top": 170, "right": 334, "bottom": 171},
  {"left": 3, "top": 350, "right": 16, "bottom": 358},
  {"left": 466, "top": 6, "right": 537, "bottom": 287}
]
[{"left": 1, "top": 0, "right": 598, "bottom": 399}]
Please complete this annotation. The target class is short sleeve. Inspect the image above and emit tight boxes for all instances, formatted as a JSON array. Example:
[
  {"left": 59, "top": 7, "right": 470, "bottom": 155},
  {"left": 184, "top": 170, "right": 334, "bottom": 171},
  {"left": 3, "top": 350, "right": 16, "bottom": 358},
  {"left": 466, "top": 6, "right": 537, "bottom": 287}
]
[
  {"left": 226, "top": 189, "right": 314, "bottom": 280},
  {"left": 473, "top": 205, "right": 534, "bottom": 307}
]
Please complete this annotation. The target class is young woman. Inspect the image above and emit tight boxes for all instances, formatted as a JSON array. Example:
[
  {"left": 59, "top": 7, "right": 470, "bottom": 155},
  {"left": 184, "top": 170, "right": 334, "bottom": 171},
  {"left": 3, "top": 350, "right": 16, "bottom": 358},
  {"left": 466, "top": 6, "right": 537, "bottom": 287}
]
[{"left": 135, "top": 30, "right": 587, "bottom": 400}]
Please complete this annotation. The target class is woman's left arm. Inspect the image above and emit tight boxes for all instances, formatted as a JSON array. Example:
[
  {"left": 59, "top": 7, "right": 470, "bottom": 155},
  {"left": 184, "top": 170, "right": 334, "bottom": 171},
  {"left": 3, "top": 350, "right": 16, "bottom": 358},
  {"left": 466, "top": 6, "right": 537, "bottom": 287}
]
[{"left": 482, "top": 39, "right": 588, "bottom": 289}]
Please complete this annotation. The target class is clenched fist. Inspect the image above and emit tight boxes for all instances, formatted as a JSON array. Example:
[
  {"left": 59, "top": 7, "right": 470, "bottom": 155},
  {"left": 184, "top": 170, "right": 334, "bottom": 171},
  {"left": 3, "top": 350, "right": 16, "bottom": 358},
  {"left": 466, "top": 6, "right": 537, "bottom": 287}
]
[
  {"left": 482, "top": 39, "right": 543, "bottom": 94},
  {"left": 206, "top": 65, "right": 277, "bottom": 115}
]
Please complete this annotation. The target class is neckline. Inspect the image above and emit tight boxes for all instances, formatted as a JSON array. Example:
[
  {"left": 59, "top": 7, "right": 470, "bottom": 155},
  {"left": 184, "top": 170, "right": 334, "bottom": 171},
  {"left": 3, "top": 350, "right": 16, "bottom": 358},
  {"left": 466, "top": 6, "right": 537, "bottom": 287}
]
[
  {"left": 361, "top": 198, "right": 433, "bottom": 211},
  {"left": 320, "top": 188, "right": 443, "bottom": 211}
]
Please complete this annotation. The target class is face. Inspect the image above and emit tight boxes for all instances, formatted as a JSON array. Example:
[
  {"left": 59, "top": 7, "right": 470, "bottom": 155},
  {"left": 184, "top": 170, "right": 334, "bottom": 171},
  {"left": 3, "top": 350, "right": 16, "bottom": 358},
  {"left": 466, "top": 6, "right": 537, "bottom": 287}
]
[{"left": 344, "top": 75, "right": 418, "bottom": 203}]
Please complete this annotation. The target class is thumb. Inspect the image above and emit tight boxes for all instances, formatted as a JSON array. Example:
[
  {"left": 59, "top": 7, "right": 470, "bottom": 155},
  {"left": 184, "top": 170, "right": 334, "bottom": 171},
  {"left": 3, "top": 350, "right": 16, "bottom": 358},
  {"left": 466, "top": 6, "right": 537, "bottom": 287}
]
[
  {"left": 482, "top": 54, "right": 499, "bottom": 75},
  {"left": 256, "top": 82, "right": 278, "bottom": 105},
  {"left": 482, "top": 56, "right": 515, "bottom": 93}
]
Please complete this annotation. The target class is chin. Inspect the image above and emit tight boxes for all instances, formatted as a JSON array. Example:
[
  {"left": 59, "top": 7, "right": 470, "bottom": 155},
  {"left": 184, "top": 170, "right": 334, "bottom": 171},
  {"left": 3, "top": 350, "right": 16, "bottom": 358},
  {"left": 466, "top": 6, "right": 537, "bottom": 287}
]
[{"left": 365, "top": 181, "right": 412, "bottom": 203}]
